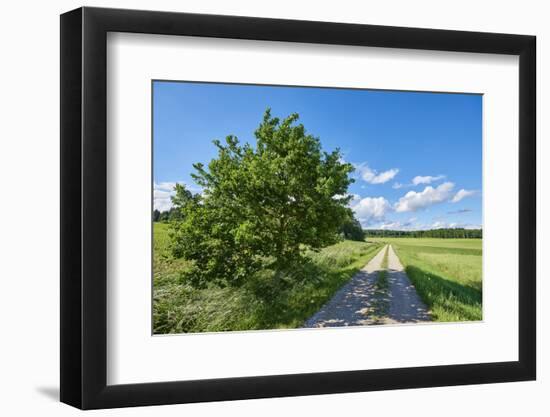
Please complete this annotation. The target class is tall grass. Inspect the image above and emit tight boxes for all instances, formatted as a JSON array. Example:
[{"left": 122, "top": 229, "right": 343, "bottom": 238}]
[
  {"left": 153, "top": 223, "right": 382, "bottom": 333},
  {"left": 369, "top": 245, "right": 390, "bottom": 321},
  {"left": 371, "top": 238, "right": 482, "bottom": 322}
]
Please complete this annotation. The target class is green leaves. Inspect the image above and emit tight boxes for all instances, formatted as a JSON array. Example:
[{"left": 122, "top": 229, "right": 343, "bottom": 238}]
[{"left": 170, "top": 109, "right": 356, "bottom": 289}]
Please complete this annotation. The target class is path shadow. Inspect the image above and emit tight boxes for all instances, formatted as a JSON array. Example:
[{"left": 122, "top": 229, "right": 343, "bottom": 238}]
[
  {"left": 384, "top": 268, "right": 431, "bottom": 323},
  {"left": 407, "top": 266, "right": 481, "bottom": 300},
  {"left": 303, "top": 268, "right": 382, "bottom": 327},
  {"left": 35, "top": 386, "right": 59, "bottom": 401}
]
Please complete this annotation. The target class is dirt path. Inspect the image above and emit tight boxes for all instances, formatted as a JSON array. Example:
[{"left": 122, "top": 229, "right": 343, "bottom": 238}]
[
  {"left": 380, "top": 245, "right": 431, "bottom": 324},
  {"left": 303, "top": 244, "right": 430, "bottom": 328}
]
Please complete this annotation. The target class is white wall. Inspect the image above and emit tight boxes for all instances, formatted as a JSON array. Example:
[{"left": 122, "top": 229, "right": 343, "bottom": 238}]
[{"left": 0, "top": 0, "right": 545, "bottom": 415}]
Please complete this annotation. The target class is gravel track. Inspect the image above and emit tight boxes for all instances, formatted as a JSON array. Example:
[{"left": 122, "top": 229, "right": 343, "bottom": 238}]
[
  {"left": 303, "top": 244, "right": 431, "bottom": 328},
  {"left": 379, "top": 245, "right": 431, "bottom": 324}
]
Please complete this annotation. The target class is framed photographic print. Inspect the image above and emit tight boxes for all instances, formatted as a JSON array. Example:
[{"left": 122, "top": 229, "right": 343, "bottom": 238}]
[{"left": 60, "top": 6, "right": 536, "bottom": 409}]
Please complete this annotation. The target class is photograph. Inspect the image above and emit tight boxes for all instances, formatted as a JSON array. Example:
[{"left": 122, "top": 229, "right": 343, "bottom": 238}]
[
  {"left": 152, "top": 81, "right": 483, "bottom": 334},
  {"left": 52, "top": 4, "right": 538, "bottom": 411}
]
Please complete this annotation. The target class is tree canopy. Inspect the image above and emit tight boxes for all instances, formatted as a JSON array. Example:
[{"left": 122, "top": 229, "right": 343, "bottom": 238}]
[
  {"left": 339, "top": 212, "right": 366, "bottom": 241},
  {"left": 169, "top": 109, "right": 355, "bottom": 289}
]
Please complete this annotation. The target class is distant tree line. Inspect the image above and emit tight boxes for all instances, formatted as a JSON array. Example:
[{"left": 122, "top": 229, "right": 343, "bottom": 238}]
[
  {"left": 365, "top": 228, "right": 482, "bottom": 239},
  {"left": 154, "top": 208, "right": 478, "bottom": 240},
  {"left": 339, "top": 215, "right": 365, "bottom": 241},
  {"left": 153, "top": 208, "right": 179, "bottom": 223}
]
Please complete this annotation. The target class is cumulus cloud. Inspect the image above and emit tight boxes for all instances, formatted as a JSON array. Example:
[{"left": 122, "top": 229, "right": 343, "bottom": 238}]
[
  {"left": 431, "top": 220, "right": 452, "bottom": 229},
  {"left": 153, "top": 181, "right": 202, "bottom": 211},
  {"left": 451, "top": 189, "right": 477, "bottom": 203},
  {"left": 376, "top": 218, "right": 417, "bottom": 230},
  {"left": 349, "top": 193, "right": 362, "bottom": 204},
  {"left": 412, "top": 175, "right": 445, "bottom": 186},
  {"left": 378, "top": 221, "right": 403, "bottom": 230},
  {"left": 154, "top": 182, "right": 177, "bottom": 212},
  {"left": 333, "top": 193, "right": 361, "bottom": 204},
  {"left": 367, "top": 216, "right": 481, "bottom": 231},
  {"left": 332, "top": 194, "right": 348, "bottom": 201},
  {"left": 394, "top": 182, "right": 455, "bottom": 212},
  {"left": 392, "top": 175, "right": 444, "bottom": 189},
  {"left": 355, "top": 163, "right": 399, "bottom": 184},
  {"left": 350, "top": 196, "right": 391, "bottom": 226},
  {"left": 431, "top": 220, "right": 481, "bottom": 230}
]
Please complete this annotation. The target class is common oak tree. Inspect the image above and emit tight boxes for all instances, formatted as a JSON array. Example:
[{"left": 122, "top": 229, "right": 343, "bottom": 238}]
[{"left": 170, "top": 109, "right": 355, "bottom": 289}]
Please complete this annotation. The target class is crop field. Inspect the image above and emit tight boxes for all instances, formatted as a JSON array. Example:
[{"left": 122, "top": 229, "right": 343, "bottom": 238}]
[
  {"left": 154, "top": 223, "right": 383, "bottom": 334},
  {"left": 369, "top": 237, "right": 482, "bottom": 322}
]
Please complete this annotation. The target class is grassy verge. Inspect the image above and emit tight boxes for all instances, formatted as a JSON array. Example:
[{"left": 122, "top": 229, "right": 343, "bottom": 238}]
[
  {"left": 370, "top": 238, "right": 482, "bottom": 322},
  {"left": 154, "top": 223, "right": 382, "bottom": 333},
  {"left": 376, "top": 246, "right": 389, "bottom": 290},
  {"left": 367, "top": 245, "right": 390, "bottom": 321}
]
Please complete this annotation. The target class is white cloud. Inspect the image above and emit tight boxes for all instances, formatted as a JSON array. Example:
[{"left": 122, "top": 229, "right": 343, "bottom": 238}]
[
  {"left": 349, "top": 193, "right": 362, "bottom": 204},
  {"left": 371, "top": 218, "right": 481, "bottom": 231},
  {"left": 431, "top": 220, "right": 481, "bottom": 230},
  {"left": 394, "top": 182, "right": 455, "bottom": 212},
  {"left": 154, "top": 182, "right": 177, "bottom": 212},
  {"left": 431, "top": 221, "right": 450, "bottom": 229},
  {"left": 376, "top": 218, "right": 417, "bottom": 230},
  {"left": 350, "top": 196, "right": 391, "bottom": 226},
  {"left": 153, "top": 181, "right": 202, "bottom": 212},
  {"left": 365, "top": 216, "right": 481, "bottom": 231},
  {"left": 412, "top": 175, "right": 445, "bottom": 185},
  {"left": 333, "top": 193, "right": 361, "bottom": 203},
  {"left": 451, "top": 189, "right": 477, "bottom": 203},
  {"left": 155, "top": 182, "right": 177, "bottom": 192},
  {"left": 378, "top": 221, "right": 403, "bottom": 230},
  {"left": 392, "top": 175, "right": 445, "bottom": 189},
  {"left": 355, "top": 163, "right": 399, "bottom": 184}
]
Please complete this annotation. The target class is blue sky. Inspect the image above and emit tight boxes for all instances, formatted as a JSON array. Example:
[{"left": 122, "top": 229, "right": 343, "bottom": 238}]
[{"left": 153, "top": 81, "right": 482, "bottom": 230}]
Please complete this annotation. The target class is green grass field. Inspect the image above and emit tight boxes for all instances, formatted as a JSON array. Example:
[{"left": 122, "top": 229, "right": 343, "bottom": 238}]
[
  {"left": 154, "top": 223, "right": 382, "bottom": 334},
  {"left": 369, "top": 237, "right": 482, "bottom": 322}
]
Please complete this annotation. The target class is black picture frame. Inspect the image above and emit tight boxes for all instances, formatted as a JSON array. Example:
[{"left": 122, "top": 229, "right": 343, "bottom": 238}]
[{"left": 60, "top": 6, "right": 536, "bottom": 410}]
